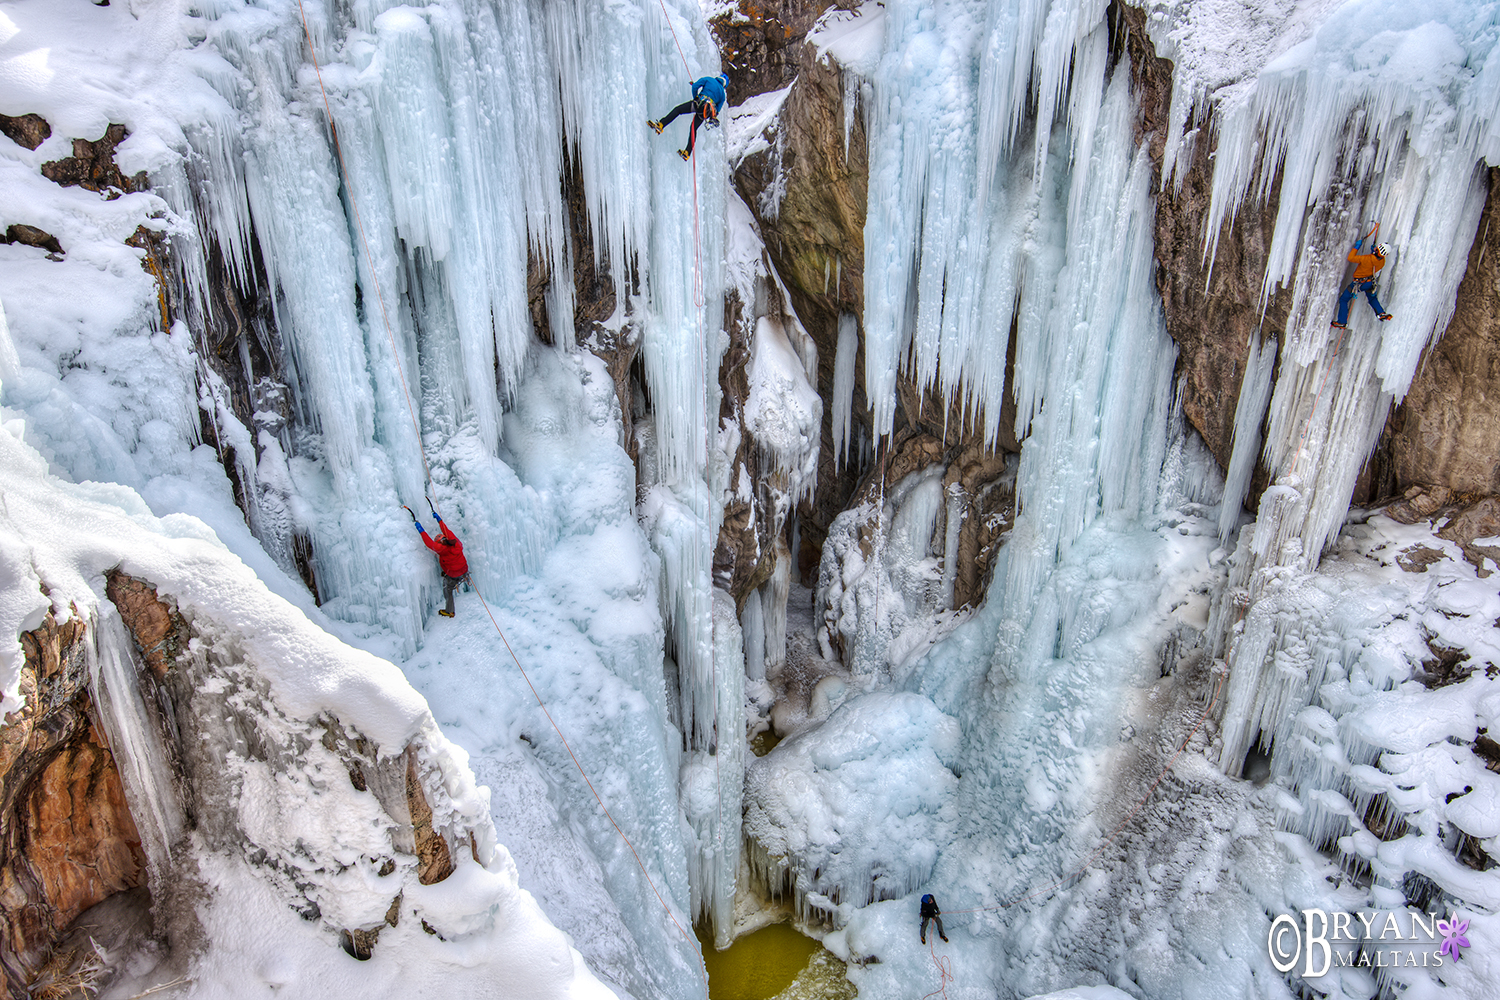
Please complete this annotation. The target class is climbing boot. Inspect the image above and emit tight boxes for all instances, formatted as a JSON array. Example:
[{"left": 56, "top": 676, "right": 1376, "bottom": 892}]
[
  {"left": 648, "top": 119, "right": 664, "bottom": 134},
  {"left": 1329, "top": 321, "right": 1347, "bottom": 330},
  {"left": 438, "top": 609, "right": 455, "bottom": 618},
  {"left": 678, "top": 148, "right": 691, "bottom": 161},
  {"left": 1379, "top": 313, "right": 1393, "bottom": 321}
]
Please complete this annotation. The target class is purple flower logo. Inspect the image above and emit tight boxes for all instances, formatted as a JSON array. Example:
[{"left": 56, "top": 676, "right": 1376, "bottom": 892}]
[{"left": 1437, "top": 917, "right": 1471, "bottom": 961}]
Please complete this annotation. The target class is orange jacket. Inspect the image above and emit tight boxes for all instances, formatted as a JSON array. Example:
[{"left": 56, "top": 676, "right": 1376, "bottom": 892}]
[{"left": 1348, "top": 247, "right": 1386, "bottom": 282}]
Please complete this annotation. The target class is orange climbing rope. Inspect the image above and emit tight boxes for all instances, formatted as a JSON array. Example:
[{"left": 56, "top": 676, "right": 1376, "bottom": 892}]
[
  {"left": 922, "top": 938, "right": 954, "bottom": 1000},
  {"left": 292, "top": 6, "right": 708, "bottom": 996}
]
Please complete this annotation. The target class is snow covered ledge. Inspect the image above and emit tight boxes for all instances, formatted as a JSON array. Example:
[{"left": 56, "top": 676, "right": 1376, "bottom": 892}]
[{"left": 0, "top": 421, "right": 613, "bottom": 1000}]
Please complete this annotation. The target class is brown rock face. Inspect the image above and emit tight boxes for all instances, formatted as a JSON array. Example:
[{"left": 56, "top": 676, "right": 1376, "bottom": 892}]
[
  {"left": 40, "top": 124, "right": 146, "bottom": 195},
  {"left": 105, "top": 573, "right": 190, "bottom": 680},
  {"left": 734, "top": 20, "right": 872, "bottom": 581},
  {"left": 0, "top": 113, "right": 51, "bottom": 151},
  {"left": 1124, "top": 5, "right": 1288, "bottom": 475},
  {"left": 709, "top": 1, "right": 845, "bottom": 100},
  {"left": 406, "top": 753, "right": 454, "bottom": 886},
  {"left": 2, "top": 225, "right": 63, "bottom": 256},
  {"left": 1, "top": 612, "right": 144, "bottom": 996},
  {"left": 1437, "top": 496, "right": 1500, "bottom": 577},
  {"left": 1384, "top": 168, "right": 1500, "bottom": 496}
]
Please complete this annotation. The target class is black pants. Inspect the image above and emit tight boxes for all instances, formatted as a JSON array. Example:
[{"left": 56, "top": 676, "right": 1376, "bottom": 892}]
[
  {"left": 921, "top": 913, "right": 946, "bottom": 943},
  {"left": 442, "top": 574, "right": 465, "bottom": 616},
  {"left": 659, "top": 100, "right": 710, "bottom": 155}
]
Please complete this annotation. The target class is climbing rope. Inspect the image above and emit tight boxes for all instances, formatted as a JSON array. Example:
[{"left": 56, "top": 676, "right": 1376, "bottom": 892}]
[
  {"left": 656, "top": 0, "right": 719, "bottom": 923},
  {"left": 292, "top": 6, "right": 708, "bottom": 996},
  {"left": 922, "top": 938, "right": 954, "bottom": 1000}
]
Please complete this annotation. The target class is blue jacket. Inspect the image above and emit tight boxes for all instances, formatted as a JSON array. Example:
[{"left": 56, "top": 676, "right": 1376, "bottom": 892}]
[{"left": 693, "top": 75, "right": 727, "bottom": 112}]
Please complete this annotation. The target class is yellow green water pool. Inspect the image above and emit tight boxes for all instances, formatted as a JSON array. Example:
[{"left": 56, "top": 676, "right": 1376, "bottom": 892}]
[{"left": 695, "top": 922, "right": 856, "bottom": 1000}]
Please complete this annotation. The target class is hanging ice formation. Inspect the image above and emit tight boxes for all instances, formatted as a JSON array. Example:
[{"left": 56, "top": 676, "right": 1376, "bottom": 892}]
[
  {"left": 5, "top": 0, "right": 730, "bottom": 992},
  {"left": 756, "top": 0, "right": 1186, "bottom": 937},
  {"left": 1199, "top": 3, "right": 1499, "bottom": 772}
]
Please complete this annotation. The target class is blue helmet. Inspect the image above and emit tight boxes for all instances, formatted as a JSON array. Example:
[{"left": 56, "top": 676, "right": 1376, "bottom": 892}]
[
  {"left": 922, "top": 894, "right": 934, "bottom": 904},
  {"left": 719, "top": 73, "right": 729, "bottom": 89}
]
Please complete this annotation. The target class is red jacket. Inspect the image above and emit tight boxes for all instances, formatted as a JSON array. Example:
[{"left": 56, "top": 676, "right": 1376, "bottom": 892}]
[{"left": 421, "top": 521, "right": 469, "bottom": 578}]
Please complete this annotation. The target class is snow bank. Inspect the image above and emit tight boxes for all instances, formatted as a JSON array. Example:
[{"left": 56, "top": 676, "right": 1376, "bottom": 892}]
[{"left": 745, "top": 691, "right": 959, "bottom": 922}]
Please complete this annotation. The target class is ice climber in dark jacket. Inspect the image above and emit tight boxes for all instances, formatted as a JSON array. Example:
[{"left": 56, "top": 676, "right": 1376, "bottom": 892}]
[
  {"left": 920, "top": 894, "right": 948, "bottom": 945},
  {"left": 417, "top": 515, "right": 469, "bottom": 619},
  {"left": 648, "top": 73, "right": 728, "bottom": 160}
]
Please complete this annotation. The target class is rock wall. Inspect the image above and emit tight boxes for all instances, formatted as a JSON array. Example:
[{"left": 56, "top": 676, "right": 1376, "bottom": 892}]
[
  {"left": 1120, "top": 5, "right": 1289, "bottom": 478},
  {"left": 0, "top": 613, "right": 144, "bottom": 998},
  {"left": 1383, "top": 168, "right": 1500, "bottom": 497},
  {"left": 1123, "top": 1, "right": 1499, "bottom": 519}
]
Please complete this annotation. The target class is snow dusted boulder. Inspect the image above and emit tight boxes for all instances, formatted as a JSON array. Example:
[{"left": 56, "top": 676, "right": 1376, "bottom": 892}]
[{"left": 744, "top": 690, "right": 959, "bottom": 924}]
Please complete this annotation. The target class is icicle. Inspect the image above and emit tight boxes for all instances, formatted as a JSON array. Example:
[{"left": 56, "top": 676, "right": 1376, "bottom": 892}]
[
  {"left": 1217, "top": 333, "right": 1278, "bottom": 543},
  {"left": 90, "top": 610, "right": 185, "bottom": 871},
  {"left": 743, "top": 587, "right": 766, "bottom": 682},
  {"left": 831, "top": 312, "right": 860, "bottom": 469}
]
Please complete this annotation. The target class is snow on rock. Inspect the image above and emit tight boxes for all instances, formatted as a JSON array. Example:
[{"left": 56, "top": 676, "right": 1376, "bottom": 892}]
[
  {"left": 0, "top": 412, "right": 612, "bottom": 999},
  {"left": 744, "top": 691, "right": 959, "bottom": 924},
  {"left": 744, "top": 314, "right": 821, "bottom": 505}
]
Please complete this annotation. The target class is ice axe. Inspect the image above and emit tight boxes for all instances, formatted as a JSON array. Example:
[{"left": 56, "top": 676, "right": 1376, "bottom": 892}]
[{"left": 401, "top": 504, "right": 418, "bottom": 525}]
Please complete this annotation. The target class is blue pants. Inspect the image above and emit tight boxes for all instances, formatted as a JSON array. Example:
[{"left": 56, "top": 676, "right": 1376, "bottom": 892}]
[{"left": 1336, "top": 280, "right": 1385, "bottom": 325}]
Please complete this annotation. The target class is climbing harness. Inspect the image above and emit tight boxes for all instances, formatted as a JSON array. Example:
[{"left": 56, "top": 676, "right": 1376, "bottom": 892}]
[{"left": 292, "top": 6, "right": 708, "bottom": 996}]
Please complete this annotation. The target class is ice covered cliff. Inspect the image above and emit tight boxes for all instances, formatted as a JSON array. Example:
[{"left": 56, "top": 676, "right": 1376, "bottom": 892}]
[
  {"left": 721, "top": 0, "right": 1500, "bottom": 998},
  {"left": 6, "top": 0, "right": 1500, "bottom": 998}
]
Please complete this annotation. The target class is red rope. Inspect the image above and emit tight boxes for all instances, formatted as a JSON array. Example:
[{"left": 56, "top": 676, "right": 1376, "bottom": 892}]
[
  {"left": 657, "top": 0, "right": 692, "bottom": 77},
  {"left": 922, "top": 937, "right": 954, "bottom": 1000}
]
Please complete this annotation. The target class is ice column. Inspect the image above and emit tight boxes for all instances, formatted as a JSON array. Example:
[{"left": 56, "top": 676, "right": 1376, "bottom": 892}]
[
  {"left": 831, "top": 312, "right": 859, "bottom": 468},
  {"left": 1216, "top": 333, "right": 1277, "bottom": 544},
  {"left": 861, "top": 0, "right": 1111, "bottom": 447},
  {"left": 682, "top": 591, "right": 745, "bottom": 948},
  {"left": 89, "top": 611, "right": 185, "bottom": 878}
]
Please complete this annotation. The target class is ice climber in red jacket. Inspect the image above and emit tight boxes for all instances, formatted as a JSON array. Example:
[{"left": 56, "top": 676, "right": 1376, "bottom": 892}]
[{"left": 413, "top": 510, "right": 469, "bottom": 618}]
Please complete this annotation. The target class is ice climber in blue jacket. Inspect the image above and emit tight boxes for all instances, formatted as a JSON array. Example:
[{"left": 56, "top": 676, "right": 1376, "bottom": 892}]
[{"left": 649, "top": 74, "right": 728, "bottom": 160}]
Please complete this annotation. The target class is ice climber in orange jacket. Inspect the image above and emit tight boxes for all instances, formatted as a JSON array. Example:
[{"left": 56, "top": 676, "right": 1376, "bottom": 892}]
[{"left": 1332, "top": 236, "right": 1392, "bottom": 329}]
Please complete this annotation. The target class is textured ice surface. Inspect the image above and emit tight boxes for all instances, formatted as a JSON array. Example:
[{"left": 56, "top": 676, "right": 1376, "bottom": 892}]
[{"left": 745, "top": 691, "right": 959, "bottom": 923}]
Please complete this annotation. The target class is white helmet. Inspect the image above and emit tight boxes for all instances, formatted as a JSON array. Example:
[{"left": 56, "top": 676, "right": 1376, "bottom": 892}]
[{"left": 1374, "top": 242, "right": 1390, "bottom": 257}]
